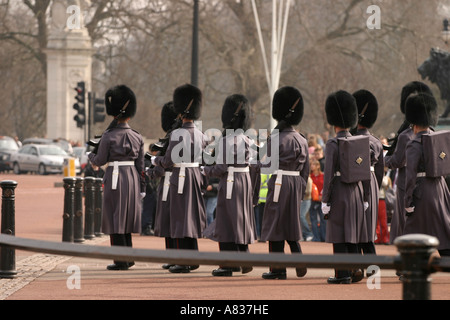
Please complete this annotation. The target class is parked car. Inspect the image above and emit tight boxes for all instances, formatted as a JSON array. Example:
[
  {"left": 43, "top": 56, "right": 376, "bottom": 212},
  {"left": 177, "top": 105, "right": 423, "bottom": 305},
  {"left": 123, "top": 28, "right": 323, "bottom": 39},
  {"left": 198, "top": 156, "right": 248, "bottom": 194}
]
[
  {"left": 0, "top": 136, "right": 19, "bottom": 172},
  {"left": 22, "top": 138, "right": 74, "bottom": 155},
  {"left": 10, "top": 144, "right": 80, "bottom": 175},
  {"left": 72, "top": 146, "right": 88, "bottom": 174}
]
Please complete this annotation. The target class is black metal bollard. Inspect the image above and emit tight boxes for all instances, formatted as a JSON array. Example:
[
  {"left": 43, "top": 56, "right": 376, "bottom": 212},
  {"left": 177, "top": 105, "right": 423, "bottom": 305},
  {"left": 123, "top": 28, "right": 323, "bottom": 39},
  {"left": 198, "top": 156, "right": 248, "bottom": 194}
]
[
  {"left": 74, "top": 177, "right": 85, "bottom": 243},
  {"left": 394, "top": 234, "right": 440, "bottom": 300},
  {"left": 62, "top": 178, "right": 76, "bottom": 243},
  {"left": 84, "top": 177, "right": 95, "bottom": 240},
  {"left": 0, "top": 180, "right": 18, "bottom": 279},
  {"left": 94, "top": 178, "right": 104, "bottom": 237}
]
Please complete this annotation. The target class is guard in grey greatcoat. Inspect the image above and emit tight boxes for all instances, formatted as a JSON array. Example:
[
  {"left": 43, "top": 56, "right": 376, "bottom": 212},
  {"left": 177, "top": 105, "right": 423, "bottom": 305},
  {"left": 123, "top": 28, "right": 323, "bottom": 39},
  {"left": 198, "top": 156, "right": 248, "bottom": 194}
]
[
  {"left": 203, "top": 94, "right": 258, "bottom": 277},
  {"left": 88, "top": 85, "right": 146, "bottom": 270},
  {"left": 321, "top": 90, "right": 365, "bottom": 284},
  {"left": 260, "top": 86, "right": 310, "bottom": 280},
  {"left": 153, "top": 84, "right": 208, "bottom": 273},
  {"left": 352, "top": 90, "right": 384, "bottom": 255},
  {"left": 403, "top": 93, "right": 450, "bottom": 256},
  {"left": 385, "top": 82, "right": 433, "bottom": 243},
  {"left": 147, "top": 101, "right": 178, "bottom": 269}
]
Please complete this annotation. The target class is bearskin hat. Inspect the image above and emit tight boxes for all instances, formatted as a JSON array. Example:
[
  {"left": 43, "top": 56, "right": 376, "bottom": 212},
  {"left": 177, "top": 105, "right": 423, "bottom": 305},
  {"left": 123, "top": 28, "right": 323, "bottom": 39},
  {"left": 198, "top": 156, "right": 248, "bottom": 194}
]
[
  {"left": 400, "top": 81, "right": 432, "bottom": 114},
  {"left": 352, "top": 89, "right": 378, "bottom": 129},
  {"left": 161, "top": 101, "right": 178, "bottom": 133},
  {"left": 405, "top": 93, "right": 438, "bottom": 127},
  {"left": 173, "top": 84, "right": 202, "bottom": 120},
  {"left": 325, "top": 90, "right": 358, "bottom": 129},
  {"left": 221, "top": 94, "right": 252, "bottom": 131},
  {"left": 105, "top": 85, "right": 137, "bottom": 118},
  {"left": 272, "top": 86, "right": 304, "bottom": 126}
]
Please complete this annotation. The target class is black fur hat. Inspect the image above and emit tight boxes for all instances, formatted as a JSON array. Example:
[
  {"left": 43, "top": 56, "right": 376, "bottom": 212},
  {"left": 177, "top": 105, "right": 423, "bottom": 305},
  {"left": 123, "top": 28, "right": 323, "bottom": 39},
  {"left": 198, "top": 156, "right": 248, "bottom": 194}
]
[
  {"left": 405, "top": 93, "right": 438, "bottom": 127},
  {"left": 105, "top": 85, "right": 137, "bottom": 118},
  {"left": 400, "top": 81, "right": 432, "bottom": 114},
  {"left": 325, "top": 90, "right": 358, "bottom": 129},
  {"left": 161, "top": 101, "right": 178, "bottom": 133},
  {"left": 352, "top": 89, "right": 378, "bottom": 129},
  {"left": 272, "top": 86, "right": 304, "bottom": 126},
  {"left": 221, "top": 94, "right": 252, "bottom": 131},
  {"left": 173, "top": 84, "right": 202, "bottom": 120}
]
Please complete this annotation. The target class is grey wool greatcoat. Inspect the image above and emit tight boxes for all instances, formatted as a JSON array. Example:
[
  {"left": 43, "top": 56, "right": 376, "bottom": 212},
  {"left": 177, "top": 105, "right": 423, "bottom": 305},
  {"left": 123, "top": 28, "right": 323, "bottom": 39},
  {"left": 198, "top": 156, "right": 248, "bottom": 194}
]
[
  {"left": 261, "top": 127, "right": 310, "bottom": 242},
  {"left": 385, "top": 128, "right": 414, "bottom": 243},
  {"left": 403, "top": 129, "right": 450, "bottom": 251},
  {"left": 88, "top": 123, "right": 146, "bottom": 235},
  {"left": 154, "top": 122, "right": 207, "bottom": 239},
  {"left": 147, "top": 165, "right": 171, "bottom": 237},
  {"left": 355, "top": 128, "right": 385, "bottom": 243},
  {"left": 203, "top": 132, "right": 258, "bottom": 245},
  {"left": 322, "top": 130, "right": 365, "bottom": 244}
]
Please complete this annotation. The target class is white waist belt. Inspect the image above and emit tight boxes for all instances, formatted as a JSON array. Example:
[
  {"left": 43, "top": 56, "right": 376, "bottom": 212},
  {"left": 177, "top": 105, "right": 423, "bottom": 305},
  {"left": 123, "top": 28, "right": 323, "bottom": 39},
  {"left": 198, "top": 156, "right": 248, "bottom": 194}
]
[
  {"left": 173, "top": 163, "right": 199, "bottom": 194},
  {"left": 162, "top": 172, "right": 172, "bottom": 202},
  {"left": 108, "top": 161, "right": 135, "bottom": 190},
  {"left": 273, "top": 170, "right": 300, "bottom": 203},
  {"left": 226, "top": 167, "right": 250, "bottom": 199},
  {"left": 335, "top": 167, "right": 375, "bottom": 177},
  {"left": 417, "top": 172, "right": 426, "bottom": 178}
]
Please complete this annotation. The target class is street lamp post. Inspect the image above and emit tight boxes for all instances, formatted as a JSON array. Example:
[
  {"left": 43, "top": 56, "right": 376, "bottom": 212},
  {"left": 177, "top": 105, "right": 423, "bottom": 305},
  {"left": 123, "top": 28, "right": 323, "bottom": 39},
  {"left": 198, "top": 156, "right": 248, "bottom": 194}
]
[{"left": 191, "top": 0, "right": 199, "bottom": 87}]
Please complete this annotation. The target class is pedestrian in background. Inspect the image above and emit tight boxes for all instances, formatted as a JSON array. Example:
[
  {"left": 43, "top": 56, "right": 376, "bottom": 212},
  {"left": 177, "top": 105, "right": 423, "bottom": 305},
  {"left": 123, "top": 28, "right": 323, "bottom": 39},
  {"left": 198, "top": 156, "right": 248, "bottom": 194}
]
[
  {"left": 204, "top": 176, "right": 219, "bottom": 226},
  {"left": 310, "top": 158, "right": 326, "bottom": 242},
  {"left": 254, "top": 173, "right": 270, "bottom": 241},
  {"left": 300, "top": 176, "right": 313, "bottom": 241},
  {"left": 141, "top": 144, "right": 158, "bottom": 236}
]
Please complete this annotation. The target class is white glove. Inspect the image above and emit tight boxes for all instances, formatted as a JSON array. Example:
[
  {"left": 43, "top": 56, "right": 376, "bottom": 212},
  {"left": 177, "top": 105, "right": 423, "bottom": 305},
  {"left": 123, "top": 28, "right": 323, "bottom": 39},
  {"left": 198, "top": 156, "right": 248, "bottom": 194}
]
[
  {"left": 140, "top": 192, "right": 146, "bottom": 200},
  {"left": 321, "top": 202, "right": 330, "bottom": 214},
  {"left": 200, "top": 166, "right": 206, "bottom": 175},
  {"left": 405, "top": 207, "right": 415, "bottom": 216},
  {"left": 151, "top": 156, "right": 156, "bottom": 166},
  {"left": 364, "top": 202, "right": 369, "bottom": 211}
]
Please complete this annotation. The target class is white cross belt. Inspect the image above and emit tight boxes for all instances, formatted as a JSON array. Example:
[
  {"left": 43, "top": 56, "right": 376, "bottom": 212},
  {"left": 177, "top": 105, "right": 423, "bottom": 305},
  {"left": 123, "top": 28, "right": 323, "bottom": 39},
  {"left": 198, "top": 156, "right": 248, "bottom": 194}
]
[
  {"left": 162, "top": 171, "right": 172, "bottom": 202},
  {"left": 173, "top": 163, "right": 199, "bottom": 194},
  {"left": 226, "top": 167, "right": 250, "bottom": 199},
  {"left": 273, "top": 170, "right": 300, "bottom": 203}
]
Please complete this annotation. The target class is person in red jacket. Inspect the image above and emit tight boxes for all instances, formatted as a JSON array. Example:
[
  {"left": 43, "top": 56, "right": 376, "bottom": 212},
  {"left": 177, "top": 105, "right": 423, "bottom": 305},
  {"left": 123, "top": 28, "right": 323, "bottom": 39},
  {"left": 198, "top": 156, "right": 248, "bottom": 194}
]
[{"left": 310, "top": 158, "right": 326, "bottom": 242}]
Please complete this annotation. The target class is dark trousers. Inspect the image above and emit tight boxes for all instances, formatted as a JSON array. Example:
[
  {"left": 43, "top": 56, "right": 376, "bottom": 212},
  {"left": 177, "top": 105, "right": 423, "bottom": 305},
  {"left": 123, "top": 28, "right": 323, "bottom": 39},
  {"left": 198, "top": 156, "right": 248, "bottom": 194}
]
[
  {"left": 174, "top": 237, "right": 198, "bottom": 250},
  {"left": 218, "top": 242, "right": 249, "bottom": 269},
  {"left": 333, "top": 243, "right": 358, "bottom": 278},
  {"left": 173, "top": 237, "right": 198, "bottom": 267},
  {"left": 110, "top": 233, "right": 133, "bottom": 266},
  {"left": 165, "top": 237, "right": 176, "bottom": 249},
  {"left": 269, "top": 240, "right": 302, "bottom": 273},
  {"left": 358, "top": 242, "right": 377, "bottom": 254}
]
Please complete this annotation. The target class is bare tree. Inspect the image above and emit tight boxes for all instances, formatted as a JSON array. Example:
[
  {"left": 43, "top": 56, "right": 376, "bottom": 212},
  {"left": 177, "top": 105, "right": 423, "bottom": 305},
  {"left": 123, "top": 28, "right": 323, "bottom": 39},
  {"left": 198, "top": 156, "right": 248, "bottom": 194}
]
[{"left": 0, "top": 0, "right": 445, "bottom": 141}]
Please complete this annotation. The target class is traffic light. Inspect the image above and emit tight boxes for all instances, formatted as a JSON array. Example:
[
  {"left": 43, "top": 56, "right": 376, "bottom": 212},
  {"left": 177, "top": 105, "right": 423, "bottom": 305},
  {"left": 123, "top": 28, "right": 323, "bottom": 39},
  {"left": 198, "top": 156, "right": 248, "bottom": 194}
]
[
  {"left": 73, "top": 81, "right": 86, "bottom": 128},
  {"left": 93, "top": 95, "right": 106, "bottom": 124}
]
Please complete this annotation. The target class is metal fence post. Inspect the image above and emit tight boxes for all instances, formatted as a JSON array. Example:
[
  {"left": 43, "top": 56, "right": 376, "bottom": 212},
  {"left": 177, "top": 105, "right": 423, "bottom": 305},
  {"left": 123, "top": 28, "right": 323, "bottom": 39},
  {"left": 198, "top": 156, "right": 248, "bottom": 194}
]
[
  {"left": 394, "top": 234, "right": 440, "bottom": 300},
  {"left": 62, "top": 178, "right": 76, "bottom": 243},
  {"left": 84, "top": 177, "right": 95, "bottom": 240},
  {"left": 0, "top": 180, "right": 18, "bottom": 279},
  {"left": 74, "top": 177, "right": 85, "bottom": 243},
  {"left": 94, "top": 178, "right": 104, "bottom": 237}
]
